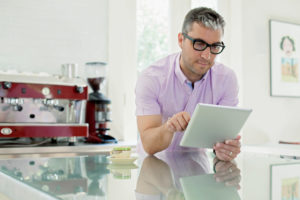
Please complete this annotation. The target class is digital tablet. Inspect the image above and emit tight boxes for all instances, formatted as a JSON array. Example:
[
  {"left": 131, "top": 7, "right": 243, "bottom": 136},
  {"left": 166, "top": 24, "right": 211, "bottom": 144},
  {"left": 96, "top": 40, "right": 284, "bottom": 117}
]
[
  {"left": 180, "top": 174, "right": 241, "bottom": 200},
  {"left": 180, "top": 103, "right": 252, "bottom": 148}
]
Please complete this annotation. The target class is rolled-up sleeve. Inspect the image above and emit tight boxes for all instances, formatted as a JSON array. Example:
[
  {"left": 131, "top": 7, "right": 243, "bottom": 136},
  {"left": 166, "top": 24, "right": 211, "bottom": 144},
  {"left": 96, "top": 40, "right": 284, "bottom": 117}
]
[{"left": 135, "top": 74, "right": 161, "bottom": 116}]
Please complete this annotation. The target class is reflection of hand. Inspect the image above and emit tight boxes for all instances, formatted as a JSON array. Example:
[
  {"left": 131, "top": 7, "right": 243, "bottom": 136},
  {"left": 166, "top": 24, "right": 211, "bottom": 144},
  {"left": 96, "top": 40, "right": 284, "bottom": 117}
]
[
  {"left": 213, "top": 157, "right": 241, "bottom": 189},
  {"left": 136, "top": 156, "right": 184, "bottom": 199},
  {"left": 213, "top": 135, "right": 241, "bottom": 161},
  {"left": 166, "top": 111, "right": 190, "bottom": 132},
  {"left": 166, "top": 188, "right": 185, "bottom": 200}
]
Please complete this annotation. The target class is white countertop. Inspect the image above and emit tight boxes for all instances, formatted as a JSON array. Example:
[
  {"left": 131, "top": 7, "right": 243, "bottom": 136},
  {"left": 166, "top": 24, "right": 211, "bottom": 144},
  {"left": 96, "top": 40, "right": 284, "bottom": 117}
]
[
  {"left": 242, "top": 143, "right": 300, "bottom": 158},
  {"left": 0, "top": 140, "right": 137, "bottom": 158},
  {"left": 1, "top": 141, "right": 300, "bottom": 159}
]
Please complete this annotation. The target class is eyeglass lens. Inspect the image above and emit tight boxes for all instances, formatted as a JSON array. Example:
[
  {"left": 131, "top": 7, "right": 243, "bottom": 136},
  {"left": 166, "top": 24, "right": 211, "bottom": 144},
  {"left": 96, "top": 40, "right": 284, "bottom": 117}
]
[
  {"left": 194, "top": 40, "right": 224, "bottom": 54},
  {"left": 183, "top": 33, "right": 225, "bottom": 54}
]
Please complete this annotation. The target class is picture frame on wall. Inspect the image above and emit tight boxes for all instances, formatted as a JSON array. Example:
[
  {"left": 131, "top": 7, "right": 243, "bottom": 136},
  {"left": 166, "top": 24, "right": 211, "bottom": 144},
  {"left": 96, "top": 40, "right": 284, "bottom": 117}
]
[
  {"left": 270, "top": 20, "right": 300, "bottom": 97},
  {"left": 270, "top": 162, "right": 300, "bottom": 200}
]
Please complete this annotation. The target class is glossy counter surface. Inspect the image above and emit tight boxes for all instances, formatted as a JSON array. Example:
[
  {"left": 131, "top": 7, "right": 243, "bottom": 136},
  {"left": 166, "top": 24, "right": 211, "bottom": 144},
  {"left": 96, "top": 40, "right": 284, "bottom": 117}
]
[
  {"left": 0, "top": 140, "right": 137, "bottom": 156},
  {"left": 0, "top": 149, "right": 299, "bottom": 200}
]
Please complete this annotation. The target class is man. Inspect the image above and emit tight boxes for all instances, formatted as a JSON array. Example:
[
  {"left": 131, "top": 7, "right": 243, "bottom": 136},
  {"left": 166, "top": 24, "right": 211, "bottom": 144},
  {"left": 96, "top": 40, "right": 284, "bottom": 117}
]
[{"left": 135, "top": 7, "right": 240, "bottom": 161}]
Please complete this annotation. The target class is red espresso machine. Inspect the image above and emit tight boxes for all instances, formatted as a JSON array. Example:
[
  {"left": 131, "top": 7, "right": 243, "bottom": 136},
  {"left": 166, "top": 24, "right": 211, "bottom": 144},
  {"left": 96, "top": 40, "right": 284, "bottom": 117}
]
[
  {"left": 85, "top": 62, "right": 117, "bottom": 143},
  {"left": 0, "top": 69, "right": 88, "bottom": 144}
]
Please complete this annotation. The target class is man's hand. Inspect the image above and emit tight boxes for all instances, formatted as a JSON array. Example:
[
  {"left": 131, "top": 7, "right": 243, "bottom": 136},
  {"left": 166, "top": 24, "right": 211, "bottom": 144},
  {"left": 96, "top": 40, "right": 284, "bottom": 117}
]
[
  {"left": 166, "top": 111, "right": 191, "bottom": 133},
  {"left": 213, "top": 135, "right": 241, "bottom": 161},
  {"left": 137, "top": 112, "right": 191, "bottom": 155}
]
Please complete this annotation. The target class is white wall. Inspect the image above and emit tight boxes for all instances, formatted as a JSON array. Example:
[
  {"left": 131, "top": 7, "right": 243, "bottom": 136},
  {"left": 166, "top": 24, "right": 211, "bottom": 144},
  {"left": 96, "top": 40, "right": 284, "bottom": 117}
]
[
  {"left": 107, "top": 0, "right": 137, "bottom": 141},
  {"left": 0, "top": 0, "right": 138, "bottom": 142},
  {"left": 0, "top": 0, "right": 108, "bottom": 75},
  {"left": 218, "top": 0, "right": 244, "bottom": 105},
  {"left": 220, "top": 0, "right": 300, "bottom": 144},
  {"left": 169, "top": 0, "right": 191, "bottom": 53}
]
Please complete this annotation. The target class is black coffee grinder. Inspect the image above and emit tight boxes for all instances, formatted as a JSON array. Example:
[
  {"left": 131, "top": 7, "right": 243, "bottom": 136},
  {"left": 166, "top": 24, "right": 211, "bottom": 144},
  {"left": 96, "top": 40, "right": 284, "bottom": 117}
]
[{"left": 85, "top": 62, "right": 117, "bottom": 143}]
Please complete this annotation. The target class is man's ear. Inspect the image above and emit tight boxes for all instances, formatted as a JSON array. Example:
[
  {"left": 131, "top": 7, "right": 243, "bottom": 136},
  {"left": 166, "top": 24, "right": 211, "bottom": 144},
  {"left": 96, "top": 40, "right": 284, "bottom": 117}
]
[{"left": 178, "top": 33, "right": 184, "bottom": 49}]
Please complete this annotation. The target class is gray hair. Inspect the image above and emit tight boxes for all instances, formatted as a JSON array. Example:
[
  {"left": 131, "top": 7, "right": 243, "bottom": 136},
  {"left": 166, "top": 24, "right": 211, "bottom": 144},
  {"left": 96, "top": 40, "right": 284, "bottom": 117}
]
[{"left": 182, "top": 7, "right": 225, "bottom": 34}]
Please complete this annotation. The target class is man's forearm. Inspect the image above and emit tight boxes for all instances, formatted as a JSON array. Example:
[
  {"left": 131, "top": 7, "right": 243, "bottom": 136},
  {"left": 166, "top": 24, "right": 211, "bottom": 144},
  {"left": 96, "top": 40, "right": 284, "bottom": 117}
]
[{"left": 140, "top": 122, "right": 174, "bottom": 155}]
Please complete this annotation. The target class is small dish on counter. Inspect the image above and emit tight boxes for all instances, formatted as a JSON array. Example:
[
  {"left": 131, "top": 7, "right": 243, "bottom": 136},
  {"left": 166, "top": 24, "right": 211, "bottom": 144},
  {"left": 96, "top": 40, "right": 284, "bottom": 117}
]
[
  {"left": 107, "top": 163, "right": 138, "bottom": 170},
  {"left": 107, "top": 156, "right": 138, "bottom": 165}
]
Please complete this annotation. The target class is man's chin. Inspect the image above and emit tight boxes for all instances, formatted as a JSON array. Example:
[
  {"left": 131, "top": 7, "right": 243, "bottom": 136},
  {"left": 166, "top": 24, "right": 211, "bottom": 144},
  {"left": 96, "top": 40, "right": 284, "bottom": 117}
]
[
  {"left": 195, "top": 62, "right": 211, "bottom": 69},
  {"left": 194, "top": 66, "right": 209, "bottom": 74}
]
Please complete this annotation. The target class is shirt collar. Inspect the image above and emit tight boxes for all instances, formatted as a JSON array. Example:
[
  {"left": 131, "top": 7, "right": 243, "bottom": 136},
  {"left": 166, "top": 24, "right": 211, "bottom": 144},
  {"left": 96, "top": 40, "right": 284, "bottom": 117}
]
[
  {"left": 175, "top": 53, "right": 211, "bottom": 85},
  {"left": 175, "top": 54, "right": 187, "bottom": 85}
]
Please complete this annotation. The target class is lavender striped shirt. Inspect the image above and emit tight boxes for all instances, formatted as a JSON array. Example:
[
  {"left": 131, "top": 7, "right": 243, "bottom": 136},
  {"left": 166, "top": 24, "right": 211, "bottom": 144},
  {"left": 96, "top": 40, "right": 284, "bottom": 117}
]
[{"left": 135, "top": 52, "right": 239, "bottom": 153}]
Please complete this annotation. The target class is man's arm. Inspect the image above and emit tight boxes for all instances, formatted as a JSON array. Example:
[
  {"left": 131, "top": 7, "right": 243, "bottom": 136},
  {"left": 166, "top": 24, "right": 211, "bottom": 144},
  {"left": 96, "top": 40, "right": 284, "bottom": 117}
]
[
  {"left": 137, "top": 112, "right": 190, "bottom": 155},
  {"left": 137, "top": 115, "right": 173, "bottom": 155}
]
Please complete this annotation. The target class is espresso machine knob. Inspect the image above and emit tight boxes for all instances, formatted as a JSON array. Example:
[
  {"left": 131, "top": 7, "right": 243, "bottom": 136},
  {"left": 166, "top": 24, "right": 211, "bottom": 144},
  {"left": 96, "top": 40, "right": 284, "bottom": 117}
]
[
  {"left": 13, "top": 105, "right": 23, "bottom": 112},
  {"left": 76, "top": 86, "right": 84, "bottom": 94},
  {"left": 3, "top": 82, "right": 12, "bottom": 89},
  {"left": 1, "top": 128, "right": 12, "bottom": 135},
  {"left": 53, "top": 105, "right": 65, "bottom": 112}
]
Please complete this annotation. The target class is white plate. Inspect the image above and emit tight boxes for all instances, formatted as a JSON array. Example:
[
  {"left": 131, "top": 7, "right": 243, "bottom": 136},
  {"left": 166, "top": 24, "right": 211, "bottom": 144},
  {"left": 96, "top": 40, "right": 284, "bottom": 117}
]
[
  {"left": 107, "top": 163, "right": 138, "bottom": 170},
  {"left": 107, "top": 156, "right": 138, "bottom": 165}
]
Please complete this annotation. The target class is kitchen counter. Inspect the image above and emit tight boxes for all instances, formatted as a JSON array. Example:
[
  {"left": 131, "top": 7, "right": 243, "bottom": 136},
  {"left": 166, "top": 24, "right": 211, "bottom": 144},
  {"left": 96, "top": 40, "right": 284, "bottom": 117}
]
[
  {"left": 0, "top": 140, "right": 137, "bottom": 159},
  {"left": 0, "top": 148, "right": 299, "bottom": 199}
]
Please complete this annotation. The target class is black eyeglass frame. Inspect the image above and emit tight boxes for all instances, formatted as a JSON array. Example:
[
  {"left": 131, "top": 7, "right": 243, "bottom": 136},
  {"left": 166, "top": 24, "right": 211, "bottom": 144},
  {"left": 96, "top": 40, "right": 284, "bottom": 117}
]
[{"left": 182, "top": 33, "right": 225, "bottom": 54}]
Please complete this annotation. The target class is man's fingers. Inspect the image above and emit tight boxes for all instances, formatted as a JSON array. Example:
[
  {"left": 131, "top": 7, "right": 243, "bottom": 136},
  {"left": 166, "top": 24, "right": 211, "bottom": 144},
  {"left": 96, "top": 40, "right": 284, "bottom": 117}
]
[
  {"left": 166, "top": 119, "right": 177, "bottom": 132},
  {"left": 168, "top": 112, "right": 191, "bottom": 132},
  {"left": 182, "top": 112, "right": 191, "bottom": 123},
  {"left": 171, "top": 118, "right": 183, "bottom": 131},
  {"left": 225, "top": 139, "right": 241, "bottom": 147},
  {"left": 216, "top": 144, "right": 240, "bottom": 156},
  {"left": 217, "top": 141, "right": 241, "bottom": 152},
  {"left": 235, "top": 135, "right": 241, "bottom": 140},
  {"left": 177, "top": 115, "right": 188, "bottom": 130},
  {"left": 217, "top": 149, "right": 236, "bottom": 159}
]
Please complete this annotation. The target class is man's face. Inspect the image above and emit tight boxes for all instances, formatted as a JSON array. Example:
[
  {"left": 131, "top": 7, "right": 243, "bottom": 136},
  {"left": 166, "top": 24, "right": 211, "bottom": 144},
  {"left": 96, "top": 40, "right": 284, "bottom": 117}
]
[{"left": 178, "top": 22, "right": 223, "bottom": 82}]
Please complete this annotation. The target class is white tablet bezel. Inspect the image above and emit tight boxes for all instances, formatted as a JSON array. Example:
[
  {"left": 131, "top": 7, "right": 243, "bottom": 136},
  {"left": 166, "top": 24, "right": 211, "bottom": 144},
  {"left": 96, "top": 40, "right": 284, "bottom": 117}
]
[{"left": 180, "top": 103, "right": 252, "bottom": 148}]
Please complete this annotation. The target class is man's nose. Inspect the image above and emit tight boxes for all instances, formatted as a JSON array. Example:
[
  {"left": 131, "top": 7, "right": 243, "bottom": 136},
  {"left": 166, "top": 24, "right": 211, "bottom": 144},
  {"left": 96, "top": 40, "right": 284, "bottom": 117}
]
[{"left": 200, "top": 47, "right": 211, "bottom": 59}]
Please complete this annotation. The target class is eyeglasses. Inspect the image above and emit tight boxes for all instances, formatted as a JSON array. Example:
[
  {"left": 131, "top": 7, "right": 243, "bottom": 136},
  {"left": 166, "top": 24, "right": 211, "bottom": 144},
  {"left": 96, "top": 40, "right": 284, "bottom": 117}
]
[{"left": 182, "top": 33, "right": 225, "bottom": 54}]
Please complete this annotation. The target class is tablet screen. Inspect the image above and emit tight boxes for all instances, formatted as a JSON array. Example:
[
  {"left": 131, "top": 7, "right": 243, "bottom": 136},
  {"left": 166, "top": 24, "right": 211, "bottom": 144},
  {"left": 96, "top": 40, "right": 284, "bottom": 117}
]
[{"left": 180, "top": 103, "right": 252, "bottom": 148}]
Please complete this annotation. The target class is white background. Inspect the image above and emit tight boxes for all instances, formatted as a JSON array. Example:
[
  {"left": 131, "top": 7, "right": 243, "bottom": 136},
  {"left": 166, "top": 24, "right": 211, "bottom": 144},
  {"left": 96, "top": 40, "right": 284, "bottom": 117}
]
[{"left": 2, "top": 0, "right": 300, "bottom": 145}]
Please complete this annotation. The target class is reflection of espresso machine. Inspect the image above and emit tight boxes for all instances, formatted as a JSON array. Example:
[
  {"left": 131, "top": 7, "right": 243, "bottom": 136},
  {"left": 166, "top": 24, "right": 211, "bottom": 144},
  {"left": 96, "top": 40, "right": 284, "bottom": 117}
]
[
  {"left": 0, "top": 70, "right": 88, "bottom": 144},
  {"left": 85, "top": 62, "right": 117, "bottom": 143},
  {"left": 0, "top": 157, "right": 88, "bottom": 196},
  {"left": 85, "top": 155, "right": 109, "bottom": 196}
]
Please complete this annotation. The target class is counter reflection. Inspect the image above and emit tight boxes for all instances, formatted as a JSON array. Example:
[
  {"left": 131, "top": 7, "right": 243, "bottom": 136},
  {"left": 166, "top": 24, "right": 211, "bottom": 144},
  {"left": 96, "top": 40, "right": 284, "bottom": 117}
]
[
  {"left": 136, "top": 151, "right": 241, "bottom": 200},
  {"left": 0, "top": 151, "right": 242, "bottom": 199},
  {"left": 0, "top": 155, "right": 111, "bottom": 199}
]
